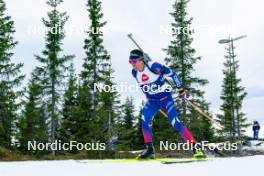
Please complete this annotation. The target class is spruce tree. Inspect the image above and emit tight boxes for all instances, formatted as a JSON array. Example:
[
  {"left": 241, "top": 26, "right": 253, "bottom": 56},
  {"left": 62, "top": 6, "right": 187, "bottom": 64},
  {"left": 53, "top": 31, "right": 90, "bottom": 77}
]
[
  {"left": 0, "top": 0, "right": 25, "bottom": 148},
  {"left": 34, "top": 0, "right": 74, "bottom": 150},
  {"left": 59, "top": 62, "right": 78, "bottom": 144},
  {"left": 132, "top": 101, "right": 145, "bottom": 150},
  {"left": 116, "top": 97, "right": 136, "bottom": 150},
  {"left": 77, "top": 0, "right": 120, "bottom": 145},
  {"left": 122, "top": 97, "right": 135, "bottom": 130},
  {"left": 164, "top": 0, "right": 214, "bottom": 141},
  {"left": 17, "top": 70, "right": 48, "bottom": 154},
  {"left": 133, "top": 115, "right": 144, "bottom": 150},
  {"left": 217, "top": 41, "right": 248, "bottom": 139},
  {"left": 73, "top": 84, "right": 93, "bottom": 143}
]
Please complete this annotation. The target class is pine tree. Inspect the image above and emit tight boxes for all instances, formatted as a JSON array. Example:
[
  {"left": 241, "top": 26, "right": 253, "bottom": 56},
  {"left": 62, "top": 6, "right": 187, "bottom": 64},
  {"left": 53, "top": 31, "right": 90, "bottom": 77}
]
[
  {"left": 77, "top": 0, "right": 120, "bottom": 145},
  {"left": 17, "top": 70, "right": 48, "bottom": 155},
  {"left": 34, "top": 0, "right": 74, "bottom": 151},
  {"left": 217, "top": 41, "right": 248, "bottom": 139},
  {"left": 0, "top": 0, "right": 25, "bottom": 148},
  {"left": 164, "top": 0, "right": 214, "bottom": 141}
]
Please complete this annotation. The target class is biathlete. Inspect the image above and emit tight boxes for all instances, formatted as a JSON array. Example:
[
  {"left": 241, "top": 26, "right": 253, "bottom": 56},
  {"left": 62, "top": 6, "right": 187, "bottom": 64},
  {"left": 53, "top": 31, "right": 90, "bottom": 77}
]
[{"left": 129, "top": 49, "right": 204, "bottom": 159}]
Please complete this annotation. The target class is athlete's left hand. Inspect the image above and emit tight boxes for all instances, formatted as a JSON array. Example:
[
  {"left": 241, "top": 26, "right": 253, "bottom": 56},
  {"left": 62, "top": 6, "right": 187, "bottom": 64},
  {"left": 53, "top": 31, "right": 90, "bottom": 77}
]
[{"left": 178, "top": 88, "right": 190, "bottom": 100}]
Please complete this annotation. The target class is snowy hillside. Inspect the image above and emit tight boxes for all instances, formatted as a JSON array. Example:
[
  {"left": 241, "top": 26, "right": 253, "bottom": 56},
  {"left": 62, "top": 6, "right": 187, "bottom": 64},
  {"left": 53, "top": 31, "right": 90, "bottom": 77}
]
[{"left": 1, "top": 156, "right": 264, "bottom": 176}]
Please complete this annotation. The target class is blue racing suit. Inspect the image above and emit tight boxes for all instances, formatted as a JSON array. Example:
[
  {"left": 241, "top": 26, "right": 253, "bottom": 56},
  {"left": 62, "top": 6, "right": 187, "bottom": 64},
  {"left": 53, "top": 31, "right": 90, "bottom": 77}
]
[{"left": 132, "top": 61, "right": 194, "bottom": 143}]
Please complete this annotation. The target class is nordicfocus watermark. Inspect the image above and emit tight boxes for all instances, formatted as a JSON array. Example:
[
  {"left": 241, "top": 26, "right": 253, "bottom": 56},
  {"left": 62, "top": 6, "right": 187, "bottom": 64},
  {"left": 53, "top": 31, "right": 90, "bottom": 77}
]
[
  {"left": 160, "top": 141, "right": 238, "bottom": 151},
  {"left": 27, "top": 140, "right": 106, "bottom": 151},
  {"left": 159, "top": 24, "right": 236, "bottom": 36},
  {"left": 94, "top": 82, "right": 173, "bottom": 94},
  {"left": 27, "top": 24, "right": 103, "bottom": 36}
]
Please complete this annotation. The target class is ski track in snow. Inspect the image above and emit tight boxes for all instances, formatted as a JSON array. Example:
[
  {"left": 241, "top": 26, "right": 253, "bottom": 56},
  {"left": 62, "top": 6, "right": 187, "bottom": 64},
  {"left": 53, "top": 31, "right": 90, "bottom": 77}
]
[{"left": 0, "top": 155, "right": 263, "bottom": 176}]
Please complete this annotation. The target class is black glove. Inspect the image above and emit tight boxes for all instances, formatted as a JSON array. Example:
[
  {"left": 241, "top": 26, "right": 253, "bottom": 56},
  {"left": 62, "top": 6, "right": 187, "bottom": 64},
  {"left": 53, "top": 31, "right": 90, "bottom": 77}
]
[{"left": 178, "top": 88, "right": 190, "bottom": 100}]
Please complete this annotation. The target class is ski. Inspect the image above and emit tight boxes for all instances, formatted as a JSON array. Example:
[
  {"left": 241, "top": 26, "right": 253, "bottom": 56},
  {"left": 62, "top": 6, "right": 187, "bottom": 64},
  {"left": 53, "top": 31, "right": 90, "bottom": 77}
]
[
  {"left": 76, "top": 157, "right": 212, "bottom": 164},
  {"left": 161, "top": 157, "right": 211, "bottom": 164}
]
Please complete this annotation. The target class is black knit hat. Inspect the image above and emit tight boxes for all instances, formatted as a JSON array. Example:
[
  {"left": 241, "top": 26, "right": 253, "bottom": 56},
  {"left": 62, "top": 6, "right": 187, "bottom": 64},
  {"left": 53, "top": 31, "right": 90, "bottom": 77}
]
[{"left": 129, "top": 49, "right": 144, "bottom": 60}]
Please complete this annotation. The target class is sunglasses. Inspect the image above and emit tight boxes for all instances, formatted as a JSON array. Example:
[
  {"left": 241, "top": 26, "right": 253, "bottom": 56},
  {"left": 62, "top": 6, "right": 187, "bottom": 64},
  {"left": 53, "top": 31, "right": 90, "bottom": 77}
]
[{"left": 129, "top": 59, "right": 139, "bottom": 64}]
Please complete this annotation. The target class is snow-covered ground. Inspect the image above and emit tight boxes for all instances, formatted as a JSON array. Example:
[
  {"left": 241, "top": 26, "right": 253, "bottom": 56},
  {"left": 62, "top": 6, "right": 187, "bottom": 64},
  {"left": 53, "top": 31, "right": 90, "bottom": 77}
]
[{"left": 0, "top": 155, "right": 264, "bottom": 176}]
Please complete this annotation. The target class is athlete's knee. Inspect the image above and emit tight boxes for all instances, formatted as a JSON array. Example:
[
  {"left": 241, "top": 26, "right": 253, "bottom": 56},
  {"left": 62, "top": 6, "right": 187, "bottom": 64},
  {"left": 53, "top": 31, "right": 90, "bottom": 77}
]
[
  {"left": 164, "top": 101, "right": 178, "bottom": 120},
  {"left": 141, "top": 112, "right": 151, "bottom": 128},
  {"left": 166, "top": 107, "right": 183, "bottom": 132},
  {"left": 170, "top": 117, "right": 183, "bottom": 132},
  {"left": 166, "top": 107, "right": 181, "bottom": 131},
  {"left": 141, "top": 105, "right": 154, "bottom": 127}
]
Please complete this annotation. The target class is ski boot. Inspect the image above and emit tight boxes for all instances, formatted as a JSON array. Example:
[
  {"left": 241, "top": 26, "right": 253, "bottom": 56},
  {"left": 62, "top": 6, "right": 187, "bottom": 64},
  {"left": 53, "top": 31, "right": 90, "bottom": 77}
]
[
  {"left": 138, "top": 142, "right": 155, "bottom": 159},
  {"left": 193, "top": 143, "right": 206, "bottom": 158}
]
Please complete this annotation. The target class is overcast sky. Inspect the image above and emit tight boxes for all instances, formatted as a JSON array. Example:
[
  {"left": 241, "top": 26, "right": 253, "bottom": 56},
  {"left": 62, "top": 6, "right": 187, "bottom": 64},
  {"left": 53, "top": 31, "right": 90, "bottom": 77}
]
[{"left": 5, "top": 0, "right": 264, "bottom": 136}]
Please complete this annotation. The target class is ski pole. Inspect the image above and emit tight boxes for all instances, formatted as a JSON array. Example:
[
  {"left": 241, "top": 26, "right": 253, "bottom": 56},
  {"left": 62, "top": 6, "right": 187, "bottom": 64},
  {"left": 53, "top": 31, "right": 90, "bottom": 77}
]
[
  {"left": 184, "top": 98, "right": 224, "bottom": 129},
  {"left": 127, "top": 34, "right": 222, "bottom": 129},
  {"left": 127, "top": 33, "right": 144, "bottom": 52},
  {"left": 167, "top": 78, "right": 223, "bottom": 130}
]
